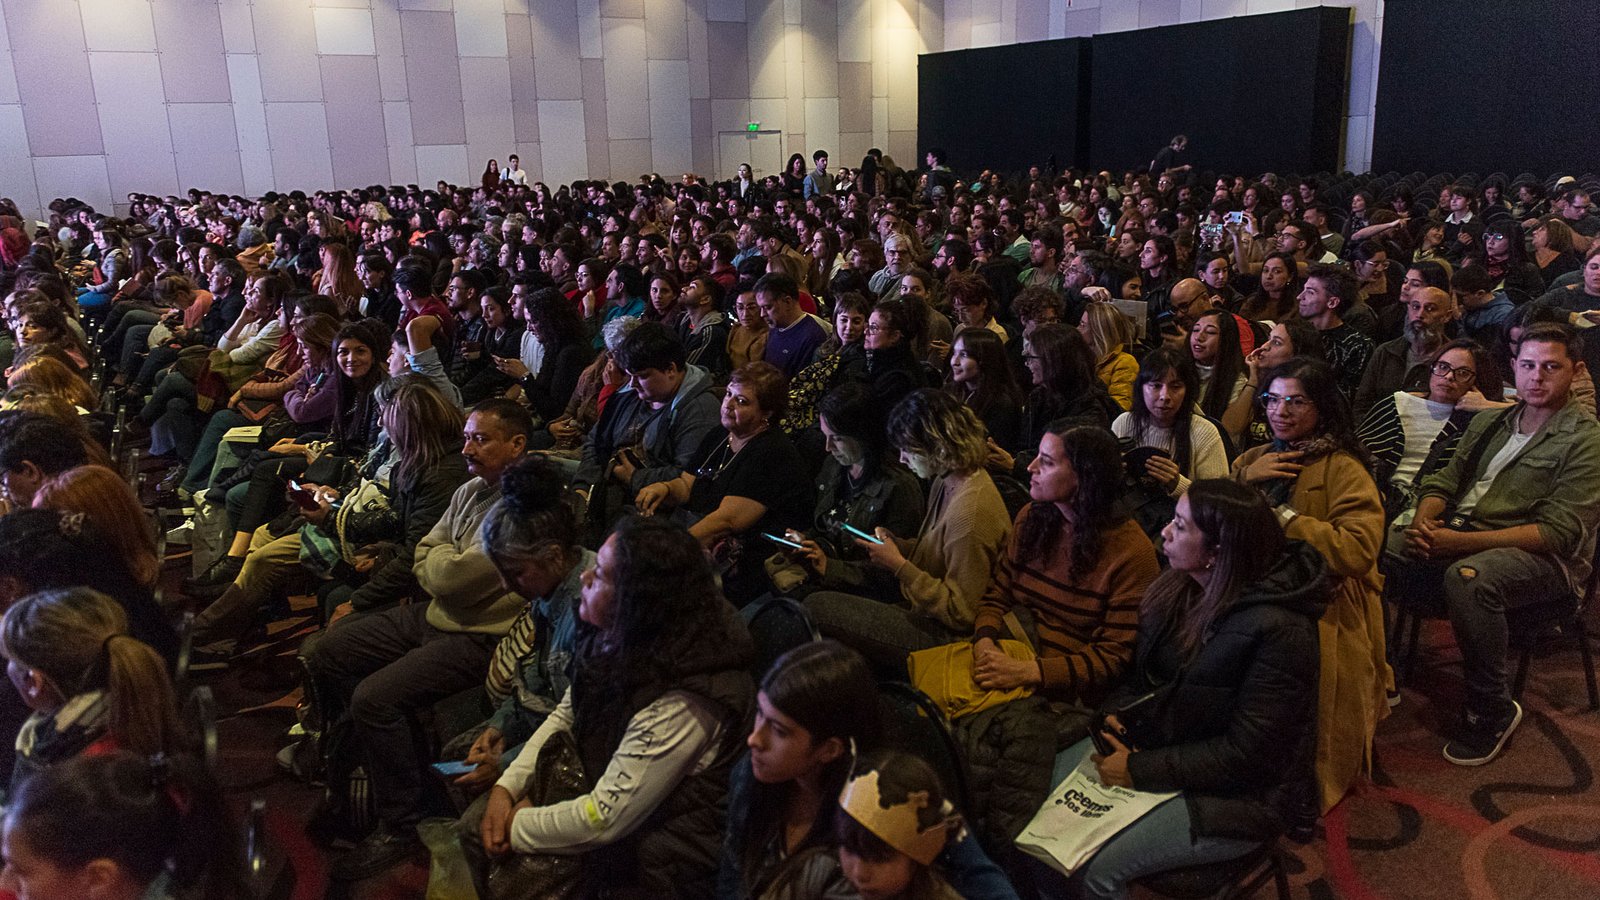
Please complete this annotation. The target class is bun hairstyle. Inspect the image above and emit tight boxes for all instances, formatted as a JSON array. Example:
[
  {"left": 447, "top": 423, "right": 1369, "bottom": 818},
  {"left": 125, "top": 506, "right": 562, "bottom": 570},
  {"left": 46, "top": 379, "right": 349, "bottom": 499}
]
[{"left": 480, "top": 455, "right": 581, "bottom": 572}]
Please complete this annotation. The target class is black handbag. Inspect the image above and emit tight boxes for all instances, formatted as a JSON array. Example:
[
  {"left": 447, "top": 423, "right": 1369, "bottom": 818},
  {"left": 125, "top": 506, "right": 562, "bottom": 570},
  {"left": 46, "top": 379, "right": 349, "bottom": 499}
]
[{"left": 486, "top": 730, "right": 587, "bottom": 900}]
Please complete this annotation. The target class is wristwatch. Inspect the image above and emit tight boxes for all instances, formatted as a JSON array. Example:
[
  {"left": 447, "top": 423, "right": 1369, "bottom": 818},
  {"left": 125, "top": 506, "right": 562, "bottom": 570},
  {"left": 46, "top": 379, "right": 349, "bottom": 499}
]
[{"left": 1274, "top": 504, "right": 1298, "bottom": 527}]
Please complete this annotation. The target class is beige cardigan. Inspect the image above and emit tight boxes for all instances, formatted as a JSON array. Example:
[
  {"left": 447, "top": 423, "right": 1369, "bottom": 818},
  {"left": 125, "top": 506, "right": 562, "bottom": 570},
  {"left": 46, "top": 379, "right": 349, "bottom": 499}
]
[{"left": 894, "top": 468, "right": 1012, "bottom": 632}]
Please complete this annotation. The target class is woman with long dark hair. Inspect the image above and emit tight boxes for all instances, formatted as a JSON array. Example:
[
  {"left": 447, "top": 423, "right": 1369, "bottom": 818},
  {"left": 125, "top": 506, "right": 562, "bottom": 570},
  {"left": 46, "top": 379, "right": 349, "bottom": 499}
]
[
  {"left": 478, "top": 518, "right": 755, "bottom": 897},
  {"left": 783, "top": 154, "right": 807, "bottom": 195},
  {"left": 715, "top": 641, "right": 883, "bottom": 899},
  {"left": 782, "top": 383, "right": 926, "bottom": 598},
  {"left": 1188, "top": 309, "right": 1249, "bottom": 443},
  {"left": 946, "top": 327, "right": 1024, "bottom": 453},
  {"left": 1015, "top": 323, "right": 1119, "bottom": 455},
  {"left": 1233, "top": 357, "right": 1388, "bottom": 815},
  {"left": 1037, "top": 480, "right": 1327, "bottom": 899},
  {"left": 971, "top": 426, "right": 1159, "bottom": 709},
  {"left": 1237, "top": 251, "right": 1301, "bottom": 322},
  {"left": 1112, "top": 348, "right": 1229, "bottom": 503}
]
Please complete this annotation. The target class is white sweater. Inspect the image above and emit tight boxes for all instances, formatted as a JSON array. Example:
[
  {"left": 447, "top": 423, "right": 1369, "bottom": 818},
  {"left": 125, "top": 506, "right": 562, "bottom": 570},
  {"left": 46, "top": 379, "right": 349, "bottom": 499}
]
[{"left": 1112, "top": 412, "right": 1230, "bottom": 497}]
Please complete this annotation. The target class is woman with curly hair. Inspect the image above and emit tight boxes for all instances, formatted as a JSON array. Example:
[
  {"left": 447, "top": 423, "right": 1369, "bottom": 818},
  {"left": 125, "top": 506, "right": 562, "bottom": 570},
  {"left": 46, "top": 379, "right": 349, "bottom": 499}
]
[
  {"left": 477, "top": 517, "right": 755, "bottom": 897},
  {"left": 970, "top": 425, "right": 1159, "bottom": 709}
]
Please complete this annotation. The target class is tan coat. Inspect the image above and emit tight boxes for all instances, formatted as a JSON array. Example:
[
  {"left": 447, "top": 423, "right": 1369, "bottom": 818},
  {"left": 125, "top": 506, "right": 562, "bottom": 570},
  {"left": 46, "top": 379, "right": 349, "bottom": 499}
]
[{"left": 1234, "top": 447, "right": 1391, "bottom": 811}]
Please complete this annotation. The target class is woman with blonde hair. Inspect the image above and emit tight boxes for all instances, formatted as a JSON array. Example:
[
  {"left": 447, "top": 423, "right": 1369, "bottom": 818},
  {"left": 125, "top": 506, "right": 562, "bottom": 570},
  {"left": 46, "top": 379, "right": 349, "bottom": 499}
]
[
  {"left": 804, "top": 388, "right": 1012, "bottom": 670},
  {"left": 33, "top": 465, "right": 159, "bottom": 589},
  {"left": 1079, "top": 301, "right": 1139, "bottom": 410},
  {"left": 1, "top": 586, "right": 187, "bottom": 798}
]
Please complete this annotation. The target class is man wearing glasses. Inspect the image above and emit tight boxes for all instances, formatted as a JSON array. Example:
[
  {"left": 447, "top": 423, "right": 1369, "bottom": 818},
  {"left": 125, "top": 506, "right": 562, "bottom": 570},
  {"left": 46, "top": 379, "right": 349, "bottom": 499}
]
[
  {"left": 1385, "top": 323, "right": 1600, "bottom": 766},
  {"left": 1353, "top": 286, "right": 1460, "bottom": 420}
]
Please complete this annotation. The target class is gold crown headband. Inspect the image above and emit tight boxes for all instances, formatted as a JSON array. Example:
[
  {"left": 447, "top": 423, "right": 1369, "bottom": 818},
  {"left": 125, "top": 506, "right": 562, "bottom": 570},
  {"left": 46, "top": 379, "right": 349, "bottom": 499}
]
[{"left": 838, "top": 768, "right": 950, "bottom": 866}]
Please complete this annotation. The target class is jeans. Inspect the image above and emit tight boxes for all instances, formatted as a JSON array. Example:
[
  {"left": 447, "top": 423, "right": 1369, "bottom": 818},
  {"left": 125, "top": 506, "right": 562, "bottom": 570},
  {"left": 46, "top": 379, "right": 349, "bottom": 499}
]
[
  {"left": 1034, "top": 740, "right": 1259, "bottom": 900},
  {"left": 308, "top": 603, "right": 498, "bottom": 825},
  {"left": 121, "top": 324, "right": 156, "bottom": 375},
  {"left": 803, "top": 591, "right": 957, "bottom": 675},
  {"left": 1384, "top": 540, "right": 1570, "bottom": 720},
  {"left": 183, "top": 409, "right": 249, "bottom": 494}
]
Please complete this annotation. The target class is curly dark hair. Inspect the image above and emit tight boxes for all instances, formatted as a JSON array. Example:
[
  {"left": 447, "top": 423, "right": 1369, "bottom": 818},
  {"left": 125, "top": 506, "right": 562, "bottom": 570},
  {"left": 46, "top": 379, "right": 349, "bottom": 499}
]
[
  {"left": 524, "top": 286, "right": 587, "bottom": 348},
  {"left": 1015, "top": 425, "right": 1126, "bottom": 579}
]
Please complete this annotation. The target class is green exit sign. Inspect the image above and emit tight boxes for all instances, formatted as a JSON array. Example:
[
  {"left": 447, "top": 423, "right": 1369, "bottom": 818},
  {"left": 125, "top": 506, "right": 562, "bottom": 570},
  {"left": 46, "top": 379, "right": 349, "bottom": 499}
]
[{"left": 747, "top": 122, "right": 761, "bottom": 132}]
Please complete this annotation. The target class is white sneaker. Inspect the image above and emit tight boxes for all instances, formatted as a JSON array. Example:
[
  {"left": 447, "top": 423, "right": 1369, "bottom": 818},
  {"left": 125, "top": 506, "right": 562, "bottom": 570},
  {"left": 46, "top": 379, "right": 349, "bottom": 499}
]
[{"left": 166, "top": 521, "right": 195, "bottom": 546}]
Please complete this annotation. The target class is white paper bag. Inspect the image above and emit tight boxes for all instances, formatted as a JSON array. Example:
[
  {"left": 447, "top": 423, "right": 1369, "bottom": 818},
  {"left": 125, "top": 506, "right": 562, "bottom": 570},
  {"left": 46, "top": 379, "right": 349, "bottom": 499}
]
[{"left": 1014, "top": 754, "right": 1178, "bottom": 875}]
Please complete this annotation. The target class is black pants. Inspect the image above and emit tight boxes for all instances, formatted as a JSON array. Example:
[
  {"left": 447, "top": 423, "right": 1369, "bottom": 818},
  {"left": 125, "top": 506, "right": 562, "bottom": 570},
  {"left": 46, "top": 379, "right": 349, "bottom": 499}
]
[{"left": 308, "top": 603, "right": 498, "bottom": 826}]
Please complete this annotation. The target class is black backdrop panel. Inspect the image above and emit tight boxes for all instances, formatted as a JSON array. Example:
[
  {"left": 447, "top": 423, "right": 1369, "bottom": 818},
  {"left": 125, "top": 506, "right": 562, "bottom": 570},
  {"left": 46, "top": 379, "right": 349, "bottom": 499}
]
[
  {"left": 1089, "top": 7, "right": 1350, "bottom": 175},
  {"left": 1373, "top": 0, "right": 1599, "bottom": 176},
  {"left": 918, "top": 38, "right": 1090, "bottom": 174}
]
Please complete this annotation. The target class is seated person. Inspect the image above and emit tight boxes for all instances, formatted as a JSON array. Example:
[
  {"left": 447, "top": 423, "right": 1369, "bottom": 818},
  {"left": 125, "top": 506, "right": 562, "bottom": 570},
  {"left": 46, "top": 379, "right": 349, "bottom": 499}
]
[
  {"left": 779, "top": 383, "right": 926, "bottom": 598},
  {"left": 1034, "top": 481, "right": 1326, "bottom": 900},
  {"left": 573, "top": 322, "right": 720, "bottom": 536},
  {"left": 0, "top": 410, "right": 100, "bottom": 508},
  {"left": 717, "top": 641, "right": 884, "bottom": 899},
  {"left": 449, "top": 456, "right": 591, "bottom": 800},
  {"left": 1114, "top": 348, "right": 1231, "bottom": 514},
  {"left": 760, "top": 750, "right": 1017, "bottom": 900},
  {"left": 2, "top": 751, "right": 240, "bottom": 900},
  {"left": 1, "top": 587, "right": 188, "bottom": 800},
  {"left": 971, "top": 425, "right": 1160, "bottom": 713},
  {"left": 805, "top": 389, "right": 1011, "bottom": 672},
  {"left": 1384, "top": 323, "right": 1600, "bottom": 766},
  {"left": 189, "top": 376, "right": 469, "bottom": 657},
  {"left": 307, "top": 399, "right": 532, "bottom": 880},
  {"left": 475, "top": 519, "right": 755, "bottom": 897},
  {"left": 1234, "top": 358, "right": 1389, "bottom": 812},
  {"left": 1353, "top": 285, "right": 1459, "bottom": 422},
  {"left": 635, "top": 362, "right": 810, "bottom": 605},
  {"left": 1357, "top": 339, "right": 1504, "bottom": 521}
]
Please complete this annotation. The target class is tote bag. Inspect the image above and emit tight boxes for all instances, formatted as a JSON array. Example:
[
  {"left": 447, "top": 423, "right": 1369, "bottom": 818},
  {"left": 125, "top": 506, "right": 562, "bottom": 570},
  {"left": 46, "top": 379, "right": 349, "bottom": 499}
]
[{"left": 1014, "top": 753, "right": 1177, "bottom": 875}]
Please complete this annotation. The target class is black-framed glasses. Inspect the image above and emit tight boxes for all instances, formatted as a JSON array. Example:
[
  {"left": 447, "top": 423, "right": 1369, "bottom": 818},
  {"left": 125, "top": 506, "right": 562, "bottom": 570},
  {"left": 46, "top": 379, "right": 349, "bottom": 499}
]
[
  {"left": 1259, "top": 392, "right": 1314, "bottom": 411},
  {"left": 1431, "top": 360, "right": 1478, "bottom": 385}
]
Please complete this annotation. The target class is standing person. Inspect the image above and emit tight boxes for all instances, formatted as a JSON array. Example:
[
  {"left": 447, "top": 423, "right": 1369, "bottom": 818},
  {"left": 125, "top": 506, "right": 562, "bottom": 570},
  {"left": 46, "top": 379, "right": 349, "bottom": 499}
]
[
  {"left": 1233, "top": 358, "right": 1389, "bottom": 813},
  {"left": 1149, "top": 134, "right": 1191, "bottom": 177},
  {"left": 1384, "top": 324, "right": 1600, "bottom": 765},
  {"left": 802, "top": 150, "right": 833, "bottom": 200}
]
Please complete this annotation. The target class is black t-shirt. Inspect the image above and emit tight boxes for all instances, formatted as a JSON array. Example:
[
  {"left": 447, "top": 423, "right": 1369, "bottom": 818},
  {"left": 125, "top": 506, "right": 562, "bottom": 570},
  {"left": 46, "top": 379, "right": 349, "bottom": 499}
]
[{"left": 687, "top": 427, "right": 810, "bottom": 539}]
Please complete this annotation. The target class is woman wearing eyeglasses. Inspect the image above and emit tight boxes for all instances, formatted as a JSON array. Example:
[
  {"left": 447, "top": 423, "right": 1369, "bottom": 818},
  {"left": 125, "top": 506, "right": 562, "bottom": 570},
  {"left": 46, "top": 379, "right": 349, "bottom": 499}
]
[
  {"left": 1357, "top": 340, "right": 1507, "bottom": 522},
  {"left": 1232, "top": 357, "right": 1390, "bottom": 823}
]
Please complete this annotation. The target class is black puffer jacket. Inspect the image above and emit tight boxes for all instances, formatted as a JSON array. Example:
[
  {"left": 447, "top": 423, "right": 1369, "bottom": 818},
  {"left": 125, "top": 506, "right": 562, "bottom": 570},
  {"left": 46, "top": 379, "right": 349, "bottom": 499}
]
[
  {"left": 1110, "top": 539, "right": 1328, "bottom": 842},
  {"left": 950, "top": 694, "right": 1057, "bottom": 857}
]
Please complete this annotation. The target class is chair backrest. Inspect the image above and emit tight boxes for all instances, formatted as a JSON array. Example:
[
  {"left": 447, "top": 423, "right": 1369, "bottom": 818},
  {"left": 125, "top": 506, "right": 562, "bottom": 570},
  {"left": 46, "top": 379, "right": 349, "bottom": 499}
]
[
  {"left": 184, "top": 684, "right": 218, "bottom": 773},
  {"left": 743, "top": 595, "right": 821, "bottom": 678},
  {"left": 876, "top": 680, "right": 973, "bottom": 817}
]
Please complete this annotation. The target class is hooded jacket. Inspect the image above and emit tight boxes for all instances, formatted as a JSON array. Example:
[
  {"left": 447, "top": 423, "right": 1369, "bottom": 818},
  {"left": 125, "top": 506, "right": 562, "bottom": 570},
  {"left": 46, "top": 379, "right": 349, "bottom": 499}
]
[{"left": 1108, "top": 540, "right": 1329, "bottom": 842}]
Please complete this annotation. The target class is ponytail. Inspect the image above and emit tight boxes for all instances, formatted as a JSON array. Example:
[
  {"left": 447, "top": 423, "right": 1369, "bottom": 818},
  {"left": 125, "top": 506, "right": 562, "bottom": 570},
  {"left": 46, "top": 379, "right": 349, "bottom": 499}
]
[{"left": 102, "top": 633, "right": 186, "bottom": 757}]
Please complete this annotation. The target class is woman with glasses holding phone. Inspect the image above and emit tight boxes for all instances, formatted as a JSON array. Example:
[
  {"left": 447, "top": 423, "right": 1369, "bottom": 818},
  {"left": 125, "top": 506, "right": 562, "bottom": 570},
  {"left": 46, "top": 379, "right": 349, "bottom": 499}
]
[
  {"left": 1232, "top": 357, "right": 1389, "bottom": 822},
  {"left": 1357, "top": 339, "right": 1506, "bottom": 522}
]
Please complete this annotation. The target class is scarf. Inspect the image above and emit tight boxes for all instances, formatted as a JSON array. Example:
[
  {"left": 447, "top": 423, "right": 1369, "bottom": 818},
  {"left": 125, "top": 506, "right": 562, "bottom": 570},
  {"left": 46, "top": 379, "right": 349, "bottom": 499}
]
[{"left": 1259, "top": 435, "right": 1341, "bottom": 507}]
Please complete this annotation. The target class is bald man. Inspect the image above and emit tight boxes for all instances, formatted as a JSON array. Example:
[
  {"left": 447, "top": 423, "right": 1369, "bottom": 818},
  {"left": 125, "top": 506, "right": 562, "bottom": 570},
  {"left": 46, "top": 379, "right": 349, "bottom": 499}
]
[{"left": 1353, "top": 286, "right": 1460, "bottom": 420}]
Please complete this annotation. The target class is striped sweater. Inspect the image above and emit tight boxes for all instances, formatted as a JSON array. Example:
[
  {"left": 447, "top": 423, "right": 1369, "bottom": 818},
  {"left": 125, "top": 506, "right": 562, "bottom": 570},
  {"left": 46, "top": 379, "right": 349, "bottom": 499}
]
[{"left": 973, "top": 508, "right": 1160, "bottom": 702}]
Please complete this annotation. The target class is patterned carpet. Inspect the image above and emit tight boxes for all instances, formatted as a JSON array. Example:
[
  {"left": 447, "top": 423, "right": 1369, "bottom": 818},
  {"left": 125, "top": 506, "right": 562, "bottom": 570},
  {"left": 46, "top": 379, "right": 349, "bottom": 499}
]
[{"left": 201, "top": 595, "right": 1600, "bottom": 900}]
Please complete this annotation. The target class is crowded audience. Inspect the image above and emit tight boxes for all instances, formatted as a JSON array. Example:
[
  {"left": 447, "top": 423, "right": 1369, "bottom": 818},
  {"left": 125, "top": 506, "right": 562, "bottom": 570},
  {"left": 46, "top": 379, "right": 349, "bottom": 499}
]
[{"left": 0, "top": 153, "right": 1596, "bottom": 898}]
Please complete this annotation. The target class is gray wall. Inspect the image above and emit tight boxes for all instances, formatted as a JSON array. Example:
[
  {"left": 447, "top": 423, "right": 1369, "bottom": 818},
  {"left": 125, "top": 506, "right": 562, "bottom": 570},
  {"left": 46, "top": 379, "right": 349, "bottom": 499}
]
[{"left": 0, "top": 0, "right": 1381, "bottom": 222}]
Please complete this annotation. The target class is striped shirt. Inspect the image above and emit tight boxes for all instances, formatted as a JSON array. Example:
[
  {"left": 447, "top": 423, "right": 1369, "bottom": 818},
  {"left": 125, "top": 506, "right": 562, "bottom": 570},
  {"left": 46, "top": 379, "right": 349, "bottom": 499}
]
[{"left": 974, "top": 509, "right": 1160, "bottom": 703}]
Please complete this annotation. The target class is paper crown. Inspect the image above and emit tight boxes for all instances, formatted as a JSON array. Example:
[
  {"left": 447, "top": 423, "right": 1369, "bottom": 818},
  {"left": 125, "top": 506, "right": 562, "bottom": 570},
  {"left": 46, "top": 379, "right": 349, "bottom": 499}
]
[{"left": 839, "top": 768, "right": 950, "bottom": 866}]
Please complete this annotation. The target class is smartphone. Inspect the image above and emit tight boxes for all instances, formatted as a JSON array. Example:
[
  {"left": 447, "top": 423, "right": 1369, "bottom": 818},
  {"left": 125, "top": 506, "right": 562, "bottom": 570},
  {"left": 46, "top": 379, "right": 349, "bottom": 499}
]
[
  {"left": 842, "top": 523, "right": 885, "bottom": 545},
  {"left": 286, "top": 479, "right": 319, "bottom": 511},
  {"left": 1225, "top": 211, "right": 1246, "bottom": 226},
  {"left": 431, "top": 760, "right": 477, "bottom": 776},
  {"left": 762, "top": 532, "right": 803, "bottom": 550}
]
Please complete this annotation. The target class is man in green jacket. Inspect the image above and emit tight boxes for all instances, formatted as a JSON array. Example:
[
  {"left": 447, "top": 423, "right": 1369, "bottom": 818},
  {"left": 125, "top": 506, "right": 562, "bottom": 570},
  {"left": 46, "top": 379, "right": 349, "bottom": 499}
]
[{"left": 1387, "top": 323, "right": 1600, "bottom": 766}]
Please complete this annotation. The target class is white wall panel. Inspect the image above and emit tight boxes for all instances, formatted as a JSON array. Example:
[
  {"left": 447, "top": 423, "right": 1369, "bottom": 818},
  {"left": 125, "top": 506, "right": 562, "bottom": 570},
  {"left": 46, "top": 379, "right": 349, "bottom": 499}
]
[
  {"left": 80, "top": 0, "right": 158, "bottom": 52},
  {"left": 415, "top": 143, "right": 471, "bottom": 185},
  {"left": 537, "top": 100, "right": 588, "bottom": 180},
  {"left": 34, "top": 155, "right": 114, "bottom": 215},
  {"left": 455, "top": 0, "right": 510, "bottom": 56},
  {"left": 265, "top": 102, "right": 335, "bottom": 189},
  {"left": 314, "top": 8, "right": 376, "bottom": 54}
]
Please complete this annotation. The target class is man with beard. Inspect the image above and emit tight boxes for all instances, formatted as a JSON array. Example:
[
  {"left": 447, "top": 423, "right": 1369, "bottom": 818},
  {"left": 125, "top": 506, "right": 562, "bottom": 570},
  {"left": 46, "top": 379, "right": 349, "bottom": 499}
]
[{"left": 1353, "top": 286, "right": 1459, "bottom": 421}]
